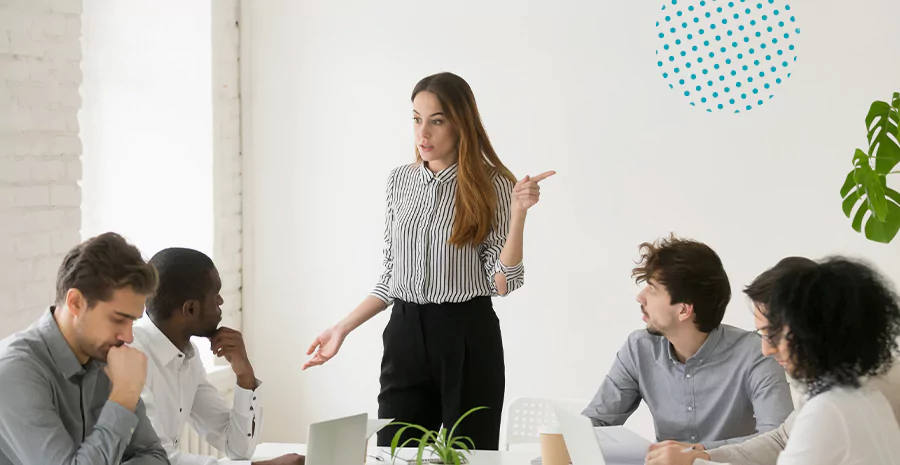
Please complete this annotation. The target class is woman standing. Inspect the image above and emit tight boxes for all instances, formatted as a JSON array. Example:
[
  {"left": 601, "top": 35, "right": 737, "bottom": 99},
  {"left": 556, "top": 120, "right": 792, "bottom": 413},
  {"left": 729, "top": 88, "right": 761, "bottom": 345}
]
[{"left": 302, "top": 72, "right": 554, "bottom": 450}]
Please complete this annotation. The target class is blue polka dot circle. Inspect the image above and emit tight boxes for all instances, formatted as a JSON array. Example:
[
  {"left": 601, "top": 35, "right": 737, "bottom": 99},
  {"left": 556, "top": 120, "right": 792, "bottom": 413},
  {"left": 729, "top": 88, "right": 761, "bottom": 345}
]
[{"left": 656, "top": 0, "right": 800, "bottom": 113}]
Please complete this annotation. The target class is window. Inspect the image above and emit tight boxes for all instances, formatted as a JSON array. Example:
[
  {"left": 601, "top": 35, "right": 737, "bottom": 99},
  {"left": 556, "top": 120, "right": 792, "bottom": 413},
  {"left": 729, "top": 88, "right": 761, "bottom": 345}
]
[{"left": 81, "top": 0, "right": 216, "bottom": 369}]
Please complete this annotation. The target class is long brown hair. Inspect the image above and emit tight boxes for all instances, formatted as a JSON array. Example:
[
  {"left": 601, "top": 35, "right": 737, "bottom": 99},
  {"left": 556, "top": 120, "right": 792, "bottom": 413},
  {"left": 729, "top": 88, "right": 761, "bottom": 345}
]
[{"left": 412, "top": 72, "right": 517, "bottom": 247}]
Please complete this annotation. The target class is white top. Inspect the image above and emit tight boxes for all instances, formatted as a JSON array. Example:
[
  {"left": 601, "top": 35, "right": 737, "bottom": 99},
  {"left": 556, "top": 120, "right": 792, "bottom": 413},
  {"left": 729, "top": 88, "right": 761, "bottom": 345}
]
[
  {"left": 370, "top": 163, "right": 524, "bottom": 305},
  {"left": 132, "top": 319, "right": 262, "bottom": 465},
  {"left": 775, "top": 385, "right": 900, "bottom": 465}
]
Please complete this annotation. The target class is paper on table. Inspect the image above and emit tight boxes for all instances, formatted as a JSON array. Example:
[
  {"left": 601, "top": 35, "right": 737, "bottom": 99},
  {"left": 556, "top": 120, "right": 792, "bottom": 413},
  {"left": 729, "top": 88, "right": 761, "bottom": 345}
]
[
  {"left": 530, "top": 426, "right": 650, "bottom": 465},
  {"left": 367, "top": 418, "right": 394, "bottom": 440},
  {"left": 593, "top": 426, "right": 651, "bottom": 464}
]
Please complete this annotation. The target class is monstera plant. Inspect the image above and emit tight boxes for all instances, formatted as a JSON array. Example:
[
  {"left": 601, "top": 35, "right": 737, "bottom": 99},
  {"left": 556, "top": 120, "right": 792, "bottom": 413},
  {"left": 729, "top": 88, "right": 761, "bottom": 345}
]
[{"left": 840, "top": 92, "right": 900, "bottom": 243}]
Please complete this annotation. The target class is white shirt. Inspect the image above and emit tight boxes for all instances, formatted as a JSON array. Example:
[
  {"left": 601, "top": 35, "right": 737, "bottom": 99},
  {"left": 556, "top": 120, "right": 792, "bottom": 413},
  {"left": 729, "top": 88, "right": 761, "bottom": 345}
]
[
  {"left": 132, "top": 319, "right": 262, "bottom": 465},
  {"left": 775, "top": 385, "right": 900, "bottom": 465}
]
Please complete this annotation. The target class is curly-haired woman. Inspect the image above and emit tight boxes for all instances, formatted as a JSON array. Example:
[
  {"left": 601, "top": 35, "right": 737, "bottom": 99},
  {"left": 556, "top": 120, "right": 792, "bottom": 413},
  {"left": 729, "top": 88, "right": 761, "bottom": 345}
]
[{"left": 648, "top": 256, "right": 900, "bottom": 465}]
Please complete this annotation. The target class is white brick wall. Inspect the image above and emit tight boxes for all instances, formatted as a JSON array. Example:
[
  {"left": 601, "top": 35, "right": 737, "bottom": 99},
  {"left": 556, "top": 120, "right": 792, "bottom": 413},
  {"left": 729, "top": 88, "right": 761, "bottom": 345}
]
[
  {"left": 212, "top": 0, "right": 243, "bottom": 330},
  {"left": 0, "top": 0, "right": 83, "bottom": 339}
]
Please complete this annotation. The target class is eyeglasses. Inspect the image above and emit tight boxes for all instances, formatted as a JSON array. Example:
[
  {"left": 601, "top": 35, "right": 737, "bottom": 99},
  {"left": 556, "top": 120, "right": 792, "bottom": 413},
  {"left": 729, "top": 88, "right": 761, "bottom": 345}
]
[{"left": 755, "top": 328, "right": 781, "bottom": 346}]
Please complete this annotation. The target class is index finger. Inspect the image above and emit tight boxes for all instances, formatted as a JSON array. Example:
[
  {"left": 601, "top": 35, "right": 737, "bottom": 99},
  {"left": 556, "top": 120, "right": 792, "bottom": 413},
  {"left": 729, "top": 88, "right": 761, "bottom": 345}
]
[{"left": 531, "top": 170, "right": 556, "bottom": 183}]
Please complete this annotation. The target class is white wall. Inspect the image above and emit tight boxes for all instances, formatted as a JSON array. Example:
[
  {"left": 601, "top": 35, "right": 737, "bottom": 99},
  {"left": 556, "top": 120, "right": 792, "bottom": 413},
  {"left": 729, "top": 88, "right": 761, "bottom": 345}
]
[
  {"left": 80, "top": 0, "right": 244, "bottom": 359},
  {"left": 80, "top": 0, "right": 213, "bottom": 258},
  {"left": 211, "top": 0, "right": 244, "bottom": 332},
  {"left": 241, "top": 0, "right": 900, "bottom": 443},
  {"left": 0, "top": 0, "right": 83, "bottom": 339}
]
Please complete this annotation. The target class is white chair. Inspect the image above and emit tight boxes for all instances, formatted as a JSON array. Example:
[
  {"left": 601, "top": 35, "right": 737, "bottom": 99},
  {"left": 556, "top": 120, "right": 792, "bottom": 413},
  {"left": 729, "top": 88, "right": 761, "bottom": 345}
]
[{"left": 501, "top": 397, "right": 589, "bottom": 451}]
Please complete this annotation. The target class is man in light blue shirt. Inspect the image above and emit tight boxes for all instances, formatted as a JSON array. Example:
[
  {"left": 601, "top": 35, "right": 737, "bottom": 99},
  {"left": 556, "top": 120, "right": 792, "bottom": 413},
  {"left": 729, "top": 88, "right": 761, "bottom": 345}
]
[{"left": 583, "top": 235, "right": 794, "bottom": 450}]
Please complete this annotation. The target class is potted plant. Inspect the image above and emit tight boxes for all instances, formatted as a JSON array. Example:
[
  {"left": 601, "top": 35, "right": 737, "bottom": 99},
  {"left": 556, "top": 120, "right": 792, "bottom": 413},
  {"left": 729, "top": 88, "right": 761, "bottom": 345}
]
[
  {"left": 387, "top": 406, "right": 487, "bottom": 465},
  {"left": 840, "top": 92, "right": 900, "bottom": 243}
]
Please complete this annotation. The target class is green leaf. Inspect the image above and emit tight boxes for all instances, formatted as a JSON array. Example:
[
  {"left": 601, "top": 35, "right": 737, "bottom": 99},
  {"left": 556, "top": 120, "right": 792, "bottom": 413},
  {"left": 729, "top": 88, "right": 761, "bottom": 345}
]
[
  {"left": 894, "top": 92, "right": 900, "bottom": 138},
  {"left": 389, "top": 423, "right": 435, "bottom": 464},
  {"left": 452, "top": 436, "right": 475, "bottom": 452},
  {"left": 852, "top": 202, "right": 866, "bottom": 232},
  {"left": 840, "top": 171, "right": 857, "bottom": 199},
  {"left": 417, "top": 434, "right": 430, "bottom": 465},
  {"left": 447, "top": 407, "right": 488, "bottom": 442},
  {"left": 859, "top": 167, "right": 888, "bottom": 222},
  {"left": 842, "top": 91, "right": 900, "bottom": 243},
  {"left": 387, "top": 408, "right": 487, "bottom": 464},
  {"left": 390, "top": 437, "right": 421, "bottom": 465},
  {"left": 887, "top": 187, "right": 900, "bottom": 204},
  {"left": 843, "top": 149, "right": 888, "bottom": 221},
  {"left": 865, "top": 188, "right": 900, "bottom": 243},
  {"left": 865, "top": 98, "right": 900, "bottom": 173},
  {"left": 842, "top": 187, "right": 860, "bottom": 218}
]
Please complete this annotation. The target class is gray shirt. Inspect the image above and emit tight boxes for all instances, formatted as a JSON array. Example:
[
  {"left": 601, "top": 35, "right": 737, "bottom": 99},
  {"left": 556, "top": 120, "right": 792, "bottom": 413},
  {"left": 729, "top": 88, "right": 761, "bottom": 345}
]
[
  {"left": 703, "top": 410, "right": 795, "bottom": 464},
  {"left": 0, "top": 308, "right": 169, "bottom": 465},
  {"left": 582, "top": 325, "right": 794, "bottom": 449}
]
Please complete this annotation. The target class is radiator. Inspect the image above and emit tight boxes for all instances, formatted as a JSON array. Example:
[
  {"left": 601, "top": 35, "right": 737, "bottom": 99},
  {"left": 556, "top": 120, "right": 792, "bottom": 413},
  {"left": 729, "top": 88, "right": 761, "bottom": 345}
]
[{"left": 176, "top": 366, "right": 235, "bottom": 459}]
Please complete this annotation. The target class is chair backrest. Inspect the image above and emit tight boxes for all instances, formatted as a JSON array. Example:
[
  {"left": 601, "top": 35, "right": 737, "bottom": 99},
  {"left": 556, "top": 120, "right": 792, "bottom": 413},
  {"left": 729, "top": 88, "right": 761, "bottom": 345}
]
[{"left": 502, "top": 397, "right": 588, "bottom": 450}]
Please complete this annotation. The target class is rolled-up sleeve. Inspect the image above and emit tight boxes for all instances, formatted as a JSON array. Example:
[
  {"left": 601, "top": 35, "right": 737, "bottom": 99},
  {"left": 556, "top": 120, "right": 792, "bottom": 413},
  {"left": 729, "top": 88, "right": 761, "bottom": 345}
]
[
  {"left": 371, "top": 168, "right": 397, "bottom": 305},
  {"left": 480, "top": 174, "right": 524, "bottom": 296}
]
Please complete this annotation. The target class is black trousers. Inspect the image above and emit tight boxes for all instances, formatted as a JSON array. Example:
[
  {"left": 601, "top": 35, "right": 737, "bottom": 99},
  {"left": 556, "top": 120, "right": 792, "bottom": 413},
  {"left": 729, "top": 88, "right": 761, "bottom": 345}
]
[{"left": 376, "top": 296, "right": 505, "bottom": 451}]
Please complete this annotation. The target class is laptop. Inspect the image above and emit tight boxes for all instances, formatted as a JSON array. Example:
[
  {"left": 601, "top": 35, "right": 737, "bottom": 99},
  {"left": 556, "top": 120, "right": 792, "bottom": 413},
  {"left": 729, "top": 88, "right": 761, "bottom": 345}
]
[
  {"left": 306, "top": 413, "right": 368, "bottom": 465},
  {"left": 549, "top": 403, "right": 649, "bottom": 465}
]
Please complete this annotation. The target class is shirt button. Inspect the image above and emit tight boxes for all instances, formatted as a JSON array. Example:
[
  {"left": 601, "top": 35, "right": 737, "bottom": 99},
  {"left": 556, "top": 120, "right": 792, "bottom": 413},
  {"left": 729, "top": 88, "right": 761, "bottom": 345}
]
[
  {"left": 687, "top": 406, "right": 694, "bottom": 412},
  {"left": 250, "top": 407, "right": 254, "bottom": 411},
  {"left": 179, "top": 408, "right": 182, "bottom": 412},
  {"left": 686, "top": 374, "right": 692, "bottom": 379},
  {"left": 691, "top": 436, "right": 697, "bottom": 441},
  {"left": 247, "top": 433, "right": 251, "bottom": 437}
]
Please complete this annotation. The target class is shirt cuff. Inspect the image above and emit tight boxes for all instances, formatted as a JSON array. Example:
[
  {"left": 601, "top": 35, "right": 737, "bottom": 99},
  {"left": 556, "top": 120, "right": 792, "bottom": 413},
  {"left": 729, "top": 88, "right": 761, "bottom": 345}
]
[
  {"left": 233, "top": 379, "right": 262, "bottom": 434},
  {"left": 370, "top": 283, "right": 393, "bottom": 305},
  {"left": 494, "top": 259, "right": 523, "bottom": 275},
  {"left": 700, "top": 439, "right": 726, "bottom": 450},
  {"left": 98, "top": 400, "right": 139, "bottom": 443},
  {"left": 705, "top": 448, "right": 733, "bottom": 462}
]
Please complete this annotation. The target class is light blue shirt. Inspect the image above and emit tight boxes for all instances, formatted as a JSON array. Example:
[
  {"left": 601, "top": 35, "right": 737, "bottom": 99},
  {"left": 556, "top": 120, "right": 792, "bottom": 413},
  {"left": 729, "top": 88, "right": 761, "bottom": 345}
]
[{"left": 582, "top": 324, "right": 794, "bottom": 449}]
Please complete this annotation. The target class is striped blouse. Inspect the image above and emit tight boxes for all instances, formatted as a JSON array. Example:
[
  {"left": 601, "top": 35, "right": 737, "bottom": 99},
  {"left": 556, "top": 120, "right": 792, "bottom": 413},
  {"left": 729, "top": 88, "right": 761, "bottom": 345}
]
[{"left": 370, "top": 162, "right": 525, "bottom": 305}]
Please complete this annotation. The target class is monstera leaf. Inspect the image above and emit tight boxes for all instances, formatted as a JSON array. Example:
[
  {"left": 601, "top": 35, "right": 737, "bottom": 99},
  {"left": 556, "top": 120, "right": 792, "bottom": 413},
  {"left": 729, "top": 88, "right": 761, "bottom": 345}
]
[
  {"left": 841, "top": 150, "right": 900, "bottom": 243},
  {"left": 840, "top": 93, "right": 900, "bottom": 244},
  {"left": 866, "top": 92, "right": 900, "bottom": 173}
]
